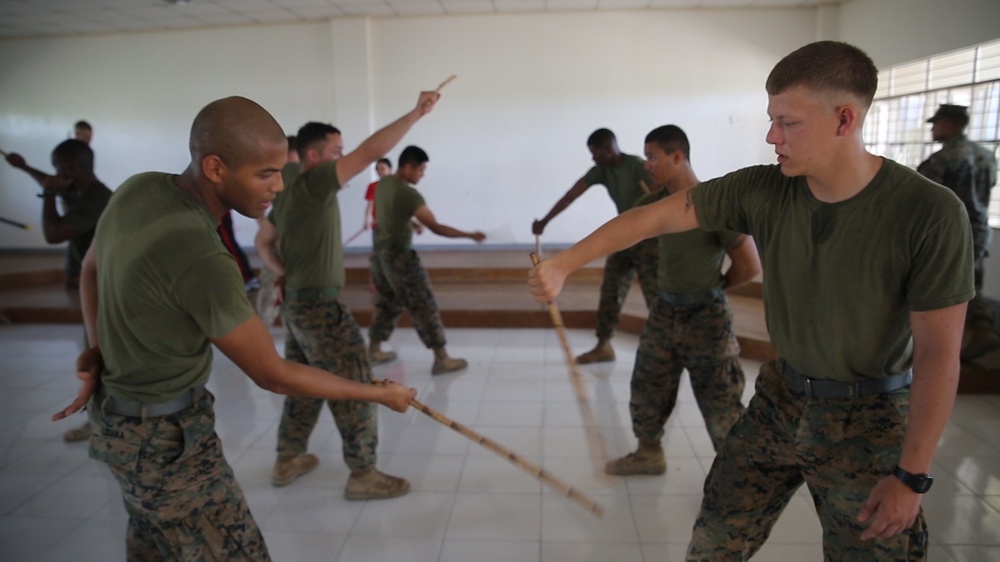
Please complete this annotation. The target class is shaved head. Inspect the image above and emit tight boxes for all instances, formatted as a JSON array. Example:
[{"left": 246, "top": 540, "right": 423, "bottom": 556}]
[{"left": 189, "top": 96, "right": 286, "bottom": 168}]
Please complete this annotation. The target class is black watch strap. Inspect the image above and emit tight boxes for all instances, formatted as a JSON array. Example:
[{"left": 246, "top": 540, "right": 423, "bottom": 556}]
[{"left": 894, "top": 466, "right": 933, "bottom": 494}]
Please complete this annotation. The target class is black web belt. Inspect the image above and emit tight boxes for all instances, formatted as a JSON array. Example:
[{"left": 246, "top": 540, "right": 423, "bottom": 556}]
[{"left": 781, "top": 360, "right": 912, "bottom": 399}]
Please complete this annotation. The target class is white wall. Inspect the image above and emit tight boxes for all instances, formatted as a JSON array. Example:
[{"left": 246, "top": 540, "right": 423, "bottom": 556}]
[
  {"left": 838, "top": 0, "right": 1000, "bottom": 67},
  {"left": 0, "top": 9, "right": 815, "bottom": 252}
]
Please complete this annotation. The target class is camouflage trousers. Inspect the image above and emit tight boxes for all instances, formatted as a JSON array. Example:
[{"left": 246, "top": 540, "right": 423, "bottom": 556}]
[
  {"left": 686, "top": 360, "right": 928, "bottom": 561},
  {"left": 369, "top": 245, "right": 447, "bottom": 349},
  {"left": 597, "top": 238, "right": 659, "bottom": 341},
  {"left": 277, "top": 295, "right": 377, "bottom": 471},
  {"left": 631, "top": 294, "right": 744, "bottom": 450},
  {"left": 87, "top": 391, "right": 270, "bottom": 561},
  {"left": 968, "top": 225, "right": 995, "bottom": 330}
]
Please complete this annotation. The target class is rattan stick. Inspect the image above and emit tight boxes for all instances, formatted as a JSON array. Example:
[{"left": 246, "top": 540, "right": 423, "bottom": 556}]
[
  {"left": 435, "top": 74, "right": 457, "bottom": 92},
  {"left": 408, "top": 395, "right": 605, "bottom": 517},
  {"left": 639, "top": 180, "right": 651, "bottom": 194},
  {"left": 529, "top": 253, "right": 614, "bottom": 485}
]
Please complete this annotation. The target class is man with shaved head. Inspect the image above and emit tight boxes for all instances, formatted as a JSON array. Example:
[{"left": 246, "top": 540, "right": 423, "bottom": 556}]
[
  {"left": 530, "top": 41, "right": 972, "bottom": 559},
  {"left": 55, "top": 95, "right": 422, "bottom": 561},
  {"left": 257, "top": 91, "right": 442, "bottom": 500}
]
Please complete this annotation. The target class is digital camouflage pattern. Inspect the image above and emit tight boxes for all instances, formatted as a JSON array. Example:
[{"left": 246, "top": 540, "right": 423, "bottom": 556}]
[
  {"left": 686, "top": 360, "right": 927, "bottom": 561},
  {"left": 368, "top": 245, "right": 447, "bottom": 349},
  {"left": 88, "top": 392, "right": 270, "bottom": 561},
  {"left": 918, "top": 135, "right": 998, "bottom": 329},
  {"left": 596, "top": 238, "right": 659, "bottom": 341},
  {"left": 277, "top": 296, "right": 377, "bottom": 471},
  {"left": 631, "top": 295, "right": 744, "bottom": 450}
]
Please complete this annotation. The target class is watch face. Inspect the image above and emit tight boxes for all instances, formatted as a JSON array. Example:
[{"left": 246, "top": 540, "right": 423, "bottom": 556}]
[{"left": 914, "top": 475, "right": 933, "bottom": 494}]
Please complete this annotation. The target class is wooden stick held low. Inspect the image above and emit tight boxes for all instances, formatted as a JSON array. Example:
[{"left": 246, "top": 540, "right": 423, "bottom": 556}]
[
  {"left": 343, "top": 226, "right": 366, "bottom": 245},
  {"left": 0, "top": 149, "right": 8, "bottom": 157},
  {"left": 639, "top": 180, "right": 651, "bottom": 194},
  {"left": 529, "top": 253, "right": 615, "bottom": 485},
  {"left": 408, "top": 394, "right": 606, "bottom": 518},
  {"left": 534, "top": 234, "right": 542, "bottom": 260}
]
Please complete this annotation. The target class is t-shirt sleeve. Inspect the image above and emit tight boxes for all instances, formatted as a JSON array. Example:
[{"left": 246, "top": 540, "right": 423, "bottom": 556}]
[
  {"left": 365, "top": 182, "right": 377, "bottom": 201},
  {"left": 692, "top": 166, "right": 776, "bottom": 236},
  {"left": 172, "top": 253, "right": 256, "bottom": 339},
  {"left": 406, "top": 187, "right": 427, "bottom": 217},
  {"left": 715, "top": 229, "right": 744, "bottom": 248},
  {"left": 582, "top": 166, "right": 604, "bottom": 187},
  {"left": 64, "top": 187, "right": 110, "bottom": 233},
  {"left": 306, "top": 160, "right": 342, "bottom": 202},
  {"left": 906, "top": 193, "right": 976, "bottom": 311}
]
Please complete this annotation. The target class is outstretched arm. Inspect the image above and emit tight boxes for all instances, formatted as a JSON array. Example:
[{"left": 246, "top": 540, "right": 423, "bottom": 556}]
[
  {"left": 529, "top": 189, "right": 700, "bottom": 301},
  {"left": 721, "top": 235, "right": 760, "bottom": 290},
  {"left": 4, "top": 152, "right": 63, "bottom": 190},
  {"left": 413, "top": 205, "right": 484, "bottom": 242},
  {"left": 532, "top": 178, "right": 591, "bottom": 235},
  {"left": 212, "top": 315, "right": 416, "bottom": 411},
  {"left": 336, "top": 91, "right": 440, "bottom": 187}
]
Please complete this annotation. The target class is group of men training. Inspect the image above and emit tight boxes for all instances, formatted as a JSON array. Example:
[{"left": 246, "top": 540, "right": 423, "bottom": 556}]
[{"left": 2, "top": 37, "right": 992, "bottom": 561}]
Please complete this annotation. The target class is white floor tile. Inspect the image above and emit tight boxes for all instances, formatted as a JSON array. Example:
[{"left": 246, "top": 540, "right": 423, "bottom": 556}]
[{"left": 3, "top": 326, "right": 999, "bottom": 560}]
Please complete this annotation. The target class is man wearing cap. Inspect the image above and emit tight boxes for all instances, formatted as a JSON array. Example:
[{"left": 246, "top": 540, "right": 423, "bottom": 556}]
[{"left": 919, "top": 104, "right": 999, "bottom": 365}]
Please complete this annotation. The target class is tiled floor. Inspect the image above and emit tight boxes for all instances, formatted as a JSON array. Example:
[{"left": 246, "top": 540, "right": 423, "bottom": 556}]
[{"left": 1, "top": 324, "right": 999, "bottom": 561}]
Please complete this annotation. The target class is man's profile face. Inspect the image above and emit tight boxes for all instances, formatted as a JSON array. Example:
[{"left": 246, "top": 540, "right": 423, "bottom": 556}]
[
  {"left": 400, "top": 162, "right": 427, "bottom": 184},
  {"left": 319, "top": 133, "right": 344, "bottom": 162},
  {"left": 74, "top": 127, "right": 92, "bottom": 144},
  {"left": 222, "top": 140, "right": 286, "bottom": 220},
  {"left": 643, "top": 142, "right": 675, "bottom": 187},
  {"left": 765, "top": 85, "right": 839, "bottom": 178},
  {"left": 589, "top": 144, "right": 615, "bottom": 167}
]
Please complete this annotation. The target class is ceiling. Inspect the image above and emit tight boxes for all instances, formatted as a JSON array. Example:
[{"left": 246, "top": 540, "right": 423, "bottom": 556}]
[{"left": 0, "top": 0, "right": 843, "bottom": 40}]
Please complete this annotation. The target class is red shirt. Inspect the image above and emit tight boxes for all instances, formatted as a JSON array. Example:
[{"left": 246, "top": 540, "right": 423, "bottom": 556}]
[{"left": 365, "top": 181, "right": 378, "bottom": 227}]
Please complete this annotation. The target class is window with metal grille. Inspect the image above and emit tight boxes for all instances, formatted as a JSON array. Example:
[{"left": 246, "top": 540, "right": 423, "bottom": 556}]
[{"left": 864, "top": 38, "right": 1000, "bottom": 225}]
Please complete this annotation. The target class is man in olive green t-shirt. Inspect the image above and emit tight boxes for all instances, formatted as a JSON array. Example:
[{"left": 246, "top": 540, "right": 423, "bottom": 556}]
[
  {"left": 605, "top": 125, "right": 761, "bottom": 477},
  {"left": 261, "top": 94, "right": 442, "bottom": 499},
  {"left": 368, "top": 145, "right": 485, "bottom": 374},
  {"left": 532, "top": 128, "right": 658, "bottom": 364},
  {"left": 53, "top": 96, "right": 417, "bottom": 561},
  {"left": 530, "top": 42, "right": 972, "bottom": 561}
]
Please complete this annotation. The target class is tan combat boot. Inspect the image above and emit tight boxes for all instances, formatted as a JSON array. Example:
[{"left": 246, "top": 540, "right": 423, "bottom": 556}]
[
  {"left": 368, "top": 340, "right": 397, "bottom": 365},
  {"left": 344, "top": 468, "right": 411, "bottom": 501},
  {"left": 431, "top": 347, "right": 468, "bottom": 375},
  {"left": 62, "top": 422, "right": 91, "bottom": 443},
  {"left": 272, "top": 453, "right": 319, "bottom": 487},
  {"left": 575, "top": 339, "right": 615, "bottom": 364},
  {"left": 605, "top": 441, "right": 666, "bottom": 475}
]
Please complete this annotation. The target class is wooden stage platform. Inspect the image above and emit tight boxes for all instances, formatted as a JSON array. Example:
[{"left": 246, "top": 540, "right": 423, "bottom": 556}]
[{"left": 1, "top": 248, "right": 995, "bottom": 393}]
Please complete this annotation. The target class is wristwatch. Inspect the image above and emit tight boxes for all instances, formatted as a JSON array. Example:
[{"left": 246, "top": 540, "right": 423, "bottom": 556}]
[{"left": 894, "top": 466, "right": 933, "bottom": 493}]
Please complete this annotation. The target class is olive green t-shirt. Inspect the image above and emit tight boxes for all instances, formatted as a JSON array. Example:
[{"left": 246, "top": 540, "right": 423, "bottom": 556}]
[
  {"left": 582, "top": 154, "right": 651, "bottom": 214},
  {"left": 693, "top": 160, "right": 974, "bottom": 382},
  {"left": 280, "top": 161, "right": 300, "bottom": 188},
  {"left": 373, "top": 175, "right": 426, "bottom": 248},
  {"left": 95, "top": 173, "right": 254, "bottom": 403},
  {"left": 61, "top": 181, "right": 113, "bottom": 278},
  {"left": 635, "top": 188, "right": 742, "bottom": 293},
  {"left": 269, "top": 160, "right": 344, "bottom": 291}
]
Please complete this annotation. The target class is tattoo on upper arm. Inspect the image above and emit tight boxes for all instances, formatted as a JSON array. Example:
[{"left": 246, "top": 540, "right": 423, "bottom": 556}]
[{"left": 684, "top": 190, "right": 694, "bottom": 214}]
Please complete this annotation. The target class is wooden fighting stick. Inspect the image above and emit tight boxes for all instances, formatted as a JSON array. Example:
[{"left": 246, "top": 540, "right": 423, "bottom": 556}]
[
  {"left": 435, "top": 74, "right": 457, "bottom": 92},
  {"left": 639, "top": 180, "right": 651, "bottom": 194},
  {"left": 344, "top": 226, "right": 366, "bottom": 245},
  {"left": 383, "top": 382, "right": 606, "bottom": 517},
  {"left": 535, "top": 234, "right": 542, "bottom": 260},
  {"left": 529, "top": 253, "right": 615, "bottom": 486},
  {"left": 0, "top": 216, "right": 30, "bottom": 230}
]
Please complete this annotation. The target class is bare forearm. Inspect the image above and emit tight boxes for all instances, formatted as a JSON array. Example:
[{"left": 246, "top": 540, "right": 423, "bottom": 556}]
[
  {"left": 897, "top": 353, "right": 960, "bottom": 474},
  {"left": 18, "top": 163, "right": 54, "bottom": 188},
  {"left": 257, "top": 243, "right": 284, "bottom": 276},
  {"left": 554, "top": 193, "right": 697, "bottom": 273},
  {"left": 428, "top": 223, "right": 474, "bottom": 240},
  {"left": 268, "top": 359, "right": 388, "bottom": 402}
]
